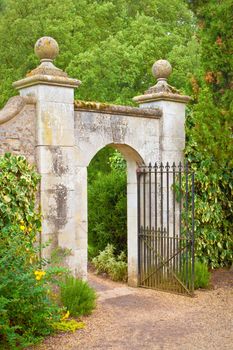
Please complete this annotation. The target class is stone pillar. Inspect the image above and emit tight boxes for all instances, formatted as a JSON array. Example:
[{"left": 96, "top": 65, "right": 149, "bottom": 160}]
[
  {"left": 13, "top": 37, "right": 81, "bottom": 274},
  {"left": 133, "top": 60, "right": 190, "bottom": 238},
  {"left": 75, "top": 165, "right": 88, "bottom": 279},
  {"left": 127, "top": 160, "right": 138, "bottom": 287},
  {"left": 133, "top": 59, "right": 190, "bottom": 165}
]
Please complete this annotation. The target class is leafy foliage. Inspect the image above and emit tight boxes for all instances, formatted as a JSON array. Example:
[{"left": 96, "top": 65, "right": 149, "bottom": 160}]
[
  {"left": 0, "top": 153, "right": 40, "bottom": 231},
  {"left": 88, "top": 147, "right": 115, "bottom": 183},
  {"left": 60, "top": 276, "right": 96, "bottom": 317},
  {"left": 0, "top": 0, "right": 198, "bottom": 107},
  {"left": 194, "top": 260, "right": 210, "bottom": 289},
  {"left": 186, "top": 0, "right": 233, "bottom": 268},
  {"left": 0, "top": 154, "right": 65, "bottom": 349},
  {"left": 92, "top": 244, "right": 127, "bottom": 282},
  {"left": 88, "top": 148, "right": 127, "bottom": 255}
]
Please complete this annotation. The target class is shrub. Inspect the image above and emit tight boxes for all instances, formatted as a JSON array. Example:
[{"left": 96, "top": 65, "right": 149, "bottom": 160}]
[
  {"left": 180, "top": 258, "right": 210, "bottom": 290},
  {"left": 92, "top": 244, "right": 128, "bottom": 282},
  {"left": 88, "top": 149, "right": 127, "bottom": 255},
  {"left": 60, "top": 276, "right": 96, "bottom": 317},
  {"left": 194, "top": 260, "right": 210, "bottom": 289},
  {"left": 0, "top": 154, "right": 65, "bottom": 349},
  {"left": 88, "top": 243, "right": 99, "bottom": 261}
]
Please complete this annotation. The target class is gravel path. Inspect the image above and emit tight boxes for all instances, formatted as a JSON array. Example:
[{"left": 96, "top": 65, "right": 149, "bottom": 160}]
[{"left": 33, "top": 271, "right": 233, "bottom": 350}]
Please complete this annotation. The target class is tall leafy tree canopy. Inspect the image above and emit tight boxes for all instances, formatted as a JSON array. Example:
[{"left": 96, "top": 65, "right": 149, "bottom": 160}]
[{"left": 0, "top": 0, "right": 198, "bottom": 107}]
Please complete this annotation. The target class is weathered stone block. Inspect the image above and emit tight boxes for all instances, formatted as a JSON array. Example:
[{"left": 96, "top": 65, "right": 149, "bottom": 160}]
[
  {"left": 20, "top": 85, "right": 74, "bottom": 104},
  {"left": 161, "top": 137, "right": 185, "bottom": 151},
  {"left": 40, "top": 189, "right": 76, "bottom": 221},
  {"left": 37, "top": 146, "right": 75, "bottom": 175},
  {"left": 40, "top": 173, "right": 76, "bottom": 191}
]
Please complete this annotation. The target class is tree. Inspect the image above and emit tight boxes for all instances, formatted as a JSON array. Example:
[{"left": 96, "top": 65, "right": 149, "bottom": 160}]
[
  {"left": 0, "top": 0, "right": 199, "bottom": 107},
  {"left": 186, "top": 0, "right": 233, "bottom": 267}
]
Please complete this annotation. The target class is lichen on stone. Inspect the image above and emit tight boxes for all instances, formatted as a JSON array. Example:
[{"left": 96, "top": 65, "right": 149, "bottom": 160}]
[
  {"left": 74, "top": 100, "right": 162, "bottom": 118},
  {"left": 74, "top": 100, "right": 110, "bottom": 110}
]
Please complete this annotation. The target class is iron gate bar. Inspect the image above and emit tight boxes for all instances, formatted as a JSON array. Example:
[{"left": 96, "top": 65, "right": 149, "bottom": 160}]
[
  {"left": 137, "top": 162, "right": 195, "bottom": 296},
  {"left": 172, "top": 163, "right": 176, "bottom": 272},
  {"left": 166, "top": 162, "right": 169, "bottom": 279},
  {"left": 139, "top": 231, "right": 192, "bottom": 295},
  {"left": 137, "top": 168, "right": 141, "bottom": 281},
  {"left": 179, "top": 162, "right": 182, "bottom": 276},
  {"left": 185, "top": 162, "right": 189, "bottom": 288},
  {"left": 139, "top": 234, "right": 194, "bottom": 295},
  {"left": 155, "top": 164, "right": 158, "bottom": 284},
  {"left": 149, "top": 164, "right": 152, "bottom": 287}
]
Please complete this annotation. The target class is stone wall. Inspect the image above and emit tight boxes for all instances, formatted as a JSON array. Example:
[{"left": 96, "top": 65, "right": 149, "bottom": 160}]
[{"left": 0, "top": 96, "right": 36, "bottom": 164}]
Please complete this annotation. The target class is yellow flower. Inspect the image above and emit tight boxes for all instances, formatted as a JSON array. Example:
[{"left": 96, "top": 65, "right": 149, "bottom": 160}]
[
  {"left": 34, "top": 270, "right": 46, "bottom": 281},
  {"left": 20, "top": 225, "right": 26, "bottom": 231},
  {"left": 28, "top": 227, "right": 32, "bottom": 232},
  {"left": 61, "top": 310, "right": 70, "bottom": 321}
]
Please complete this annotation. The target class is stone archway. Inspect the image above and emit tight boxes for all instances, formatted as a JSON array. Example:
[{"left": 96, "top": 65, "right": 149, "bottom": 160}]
[
  {"left": 76, "top": 143, "right": 145, "bottom": 287},
  {"left": 2, "top": 36, "right": 190, "bottom": 288}
]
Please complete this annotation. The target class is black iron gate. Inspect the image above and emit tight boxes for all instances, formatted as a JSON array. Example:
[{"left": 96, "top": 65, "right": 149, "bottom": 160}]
[{"left": 137, "top": 162, "right": 195, "bottom": 296}]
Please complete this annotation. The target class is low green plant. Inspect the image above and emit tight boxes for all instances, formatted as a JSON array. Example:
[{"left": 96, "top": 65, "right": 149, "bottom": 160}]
[
  {"left": 60, "top": 276, "right": 96, "bottom": 317},
  {"left": 92, "top": 244, "right": 128, "bottom": 282},
  {"left": 88, "top": 243, "right": 99, "bottom": 260},
  {"left": 194, "top": 260, "right": 210, "bottom": 289},
  {"left": 179, "top": 258, "right": 210, "bottom": 290},
  {"left": 50, "top": 246, "right": 73, "bottom": 265},
  {"left": 52, "top": 320, "right": 85, "bottom": 333}
]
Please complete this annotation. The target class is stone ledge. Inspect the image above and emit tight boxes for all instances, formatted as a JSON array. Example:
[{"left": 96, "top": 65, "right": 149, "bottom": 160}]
[
  {"left": 133, "top": 92, "right": 191, "bottom": 104},
  {"left": 74, "top": 100, "right": 162, "bottom": 119},
  {"left": 13, "top": 74, "right": 81, "bottom": 90},
  {"left": 0, "top": 95, "right": 36, "bottom": 125}
]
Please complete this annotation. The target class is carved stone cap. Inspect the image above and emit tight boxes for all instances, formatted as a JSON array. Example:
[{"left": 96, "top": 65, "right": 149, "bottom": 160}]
[
  {"left": 13, "top": 36, "right": 81, "bottom": 90},
  {"left": 133, "top": 59, "right": 190, "bottom": 104}
]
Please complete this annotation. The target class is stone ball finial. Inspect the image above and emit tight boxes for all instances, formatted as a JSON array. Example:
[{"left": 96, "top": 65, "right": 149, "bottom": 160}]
[
  {"left": 34, "top": 36, "right": 59, "bottom": 62},
  {"left": 152, "top": 59, "right": 172, "bottom": 80}
]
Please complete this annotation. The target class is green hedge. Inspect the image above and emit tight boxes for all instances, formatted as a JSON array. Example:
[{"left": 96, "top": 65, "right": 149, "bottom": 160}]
[{"left": 88, "top": 169, "right": 127, "bottom": 255}]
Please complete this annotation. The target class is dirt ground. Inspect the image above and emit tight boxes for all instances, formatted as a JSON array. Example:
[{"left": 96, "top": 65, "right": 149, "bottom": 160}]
[{"left": 33, "top": 269, "right": 233, "bottom": 350}]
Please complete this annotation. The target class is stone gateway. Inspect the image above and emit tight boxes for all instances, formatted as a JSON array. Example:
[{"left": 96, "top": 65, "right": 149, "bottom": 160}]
[{"left": 0, "top": 37, "right": 190, "bottom": 286}]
